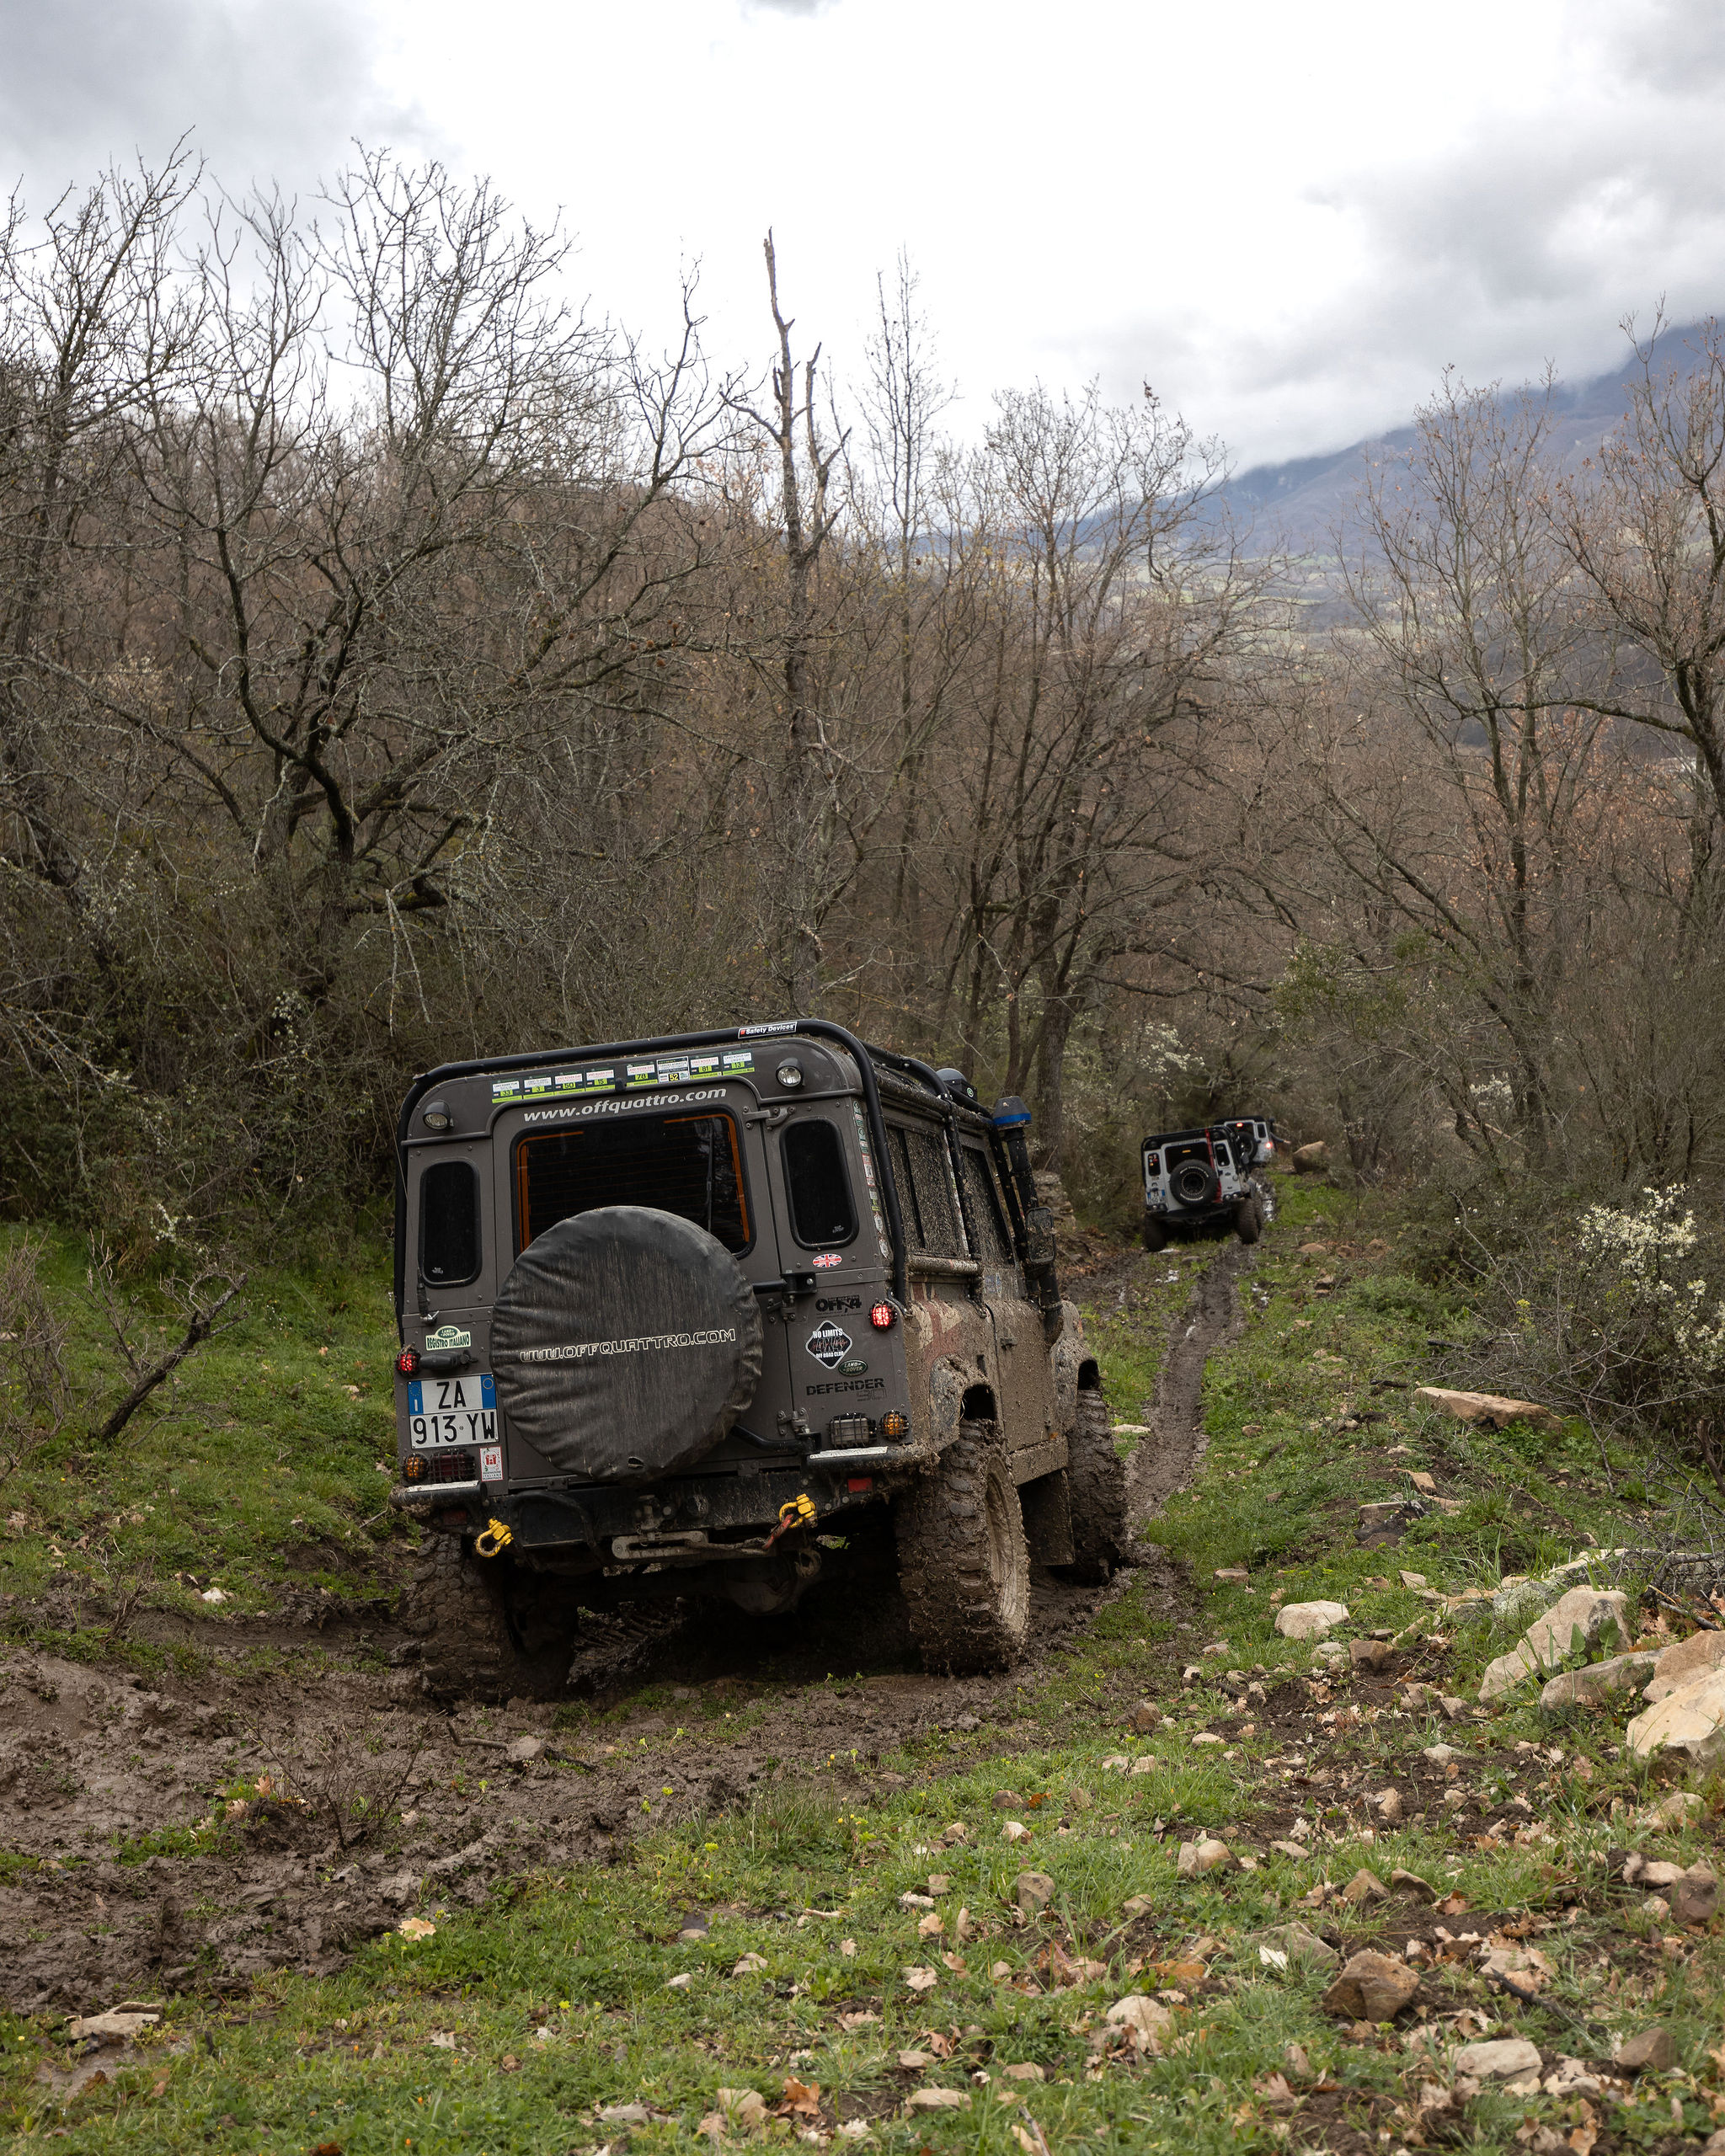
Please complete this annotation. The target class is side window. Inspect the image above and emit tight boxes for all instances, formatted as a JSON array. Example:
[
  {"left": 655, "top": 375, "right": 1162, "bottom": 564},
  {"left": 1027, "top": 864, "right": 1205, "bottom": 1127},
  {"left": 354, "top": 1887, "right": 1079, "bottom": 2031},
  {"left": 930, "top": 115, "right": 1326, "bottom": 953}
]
[
  {"left": 905, "top": 1123, "right": 964, "bottom": 1257},
  {"left": 782, "top": 1120, "right": 857, "bottom": 1248},
  {"left": 420, "top": 1159, "right": 481, "bottom": 1286},
  {"left": 960, "top": 1146, "right": 1013, "bottom": 1264},
  {"left": 887, "top": 1127, "right": 925, "bottom": 1248}
]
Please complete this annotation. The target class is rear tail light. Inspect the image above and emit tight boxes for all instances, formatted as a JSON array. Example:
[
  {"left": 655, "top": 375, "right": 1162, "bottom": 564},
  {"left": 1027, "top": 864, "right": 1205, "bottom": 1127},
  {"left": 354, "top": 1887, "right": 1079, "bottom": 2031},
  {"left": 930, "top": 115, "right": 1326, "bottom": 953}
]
[
  {"left": 1145, "top": 1152, "right": 1160, "bottom": 1173},
  {"left": 869, "top": 1301, "right": 895, "bottom": 1331},
  {"left": 396, "top": 1348, "right": 419, "bottom": 1377}
]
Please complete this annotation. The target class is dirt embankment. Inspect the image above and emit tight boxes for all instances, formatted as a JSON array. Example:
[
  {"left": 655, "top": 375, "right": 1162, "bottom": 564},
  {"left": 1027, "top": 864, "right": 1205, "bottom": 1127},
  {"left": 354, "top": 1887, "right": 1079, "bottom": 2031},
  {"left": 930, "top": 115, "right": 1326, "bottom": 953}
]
[{"left": 0, "top": 1250, "right": 1227, "bottom": 2015}]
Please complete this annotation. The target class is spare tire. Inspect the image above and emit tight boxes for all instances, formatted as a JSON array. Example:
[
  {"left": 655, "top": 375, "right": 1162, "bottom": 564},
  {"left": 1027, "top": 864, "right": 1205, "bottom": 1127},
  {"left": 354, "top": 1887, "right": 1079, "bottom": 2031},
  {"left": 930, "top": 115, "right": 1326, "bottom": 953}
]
[
  {"left": 1169, "top": 1158, "right": 1218, "bottom": 1209},
  {"left": 491, "top": 1206, "right": 763, "bottom": 1484}
]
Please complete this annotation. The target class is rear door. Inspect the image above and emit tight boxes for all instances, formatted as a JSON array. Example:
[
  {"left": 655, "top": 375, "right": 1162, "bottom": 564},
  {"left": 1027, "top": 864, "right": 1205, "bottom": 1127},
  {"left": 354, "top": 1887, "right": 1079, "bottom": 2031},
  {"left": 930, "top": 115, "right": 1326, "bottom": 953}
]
[{"left": 767, "top": 1107, "right": 882, "bottom": 1442}]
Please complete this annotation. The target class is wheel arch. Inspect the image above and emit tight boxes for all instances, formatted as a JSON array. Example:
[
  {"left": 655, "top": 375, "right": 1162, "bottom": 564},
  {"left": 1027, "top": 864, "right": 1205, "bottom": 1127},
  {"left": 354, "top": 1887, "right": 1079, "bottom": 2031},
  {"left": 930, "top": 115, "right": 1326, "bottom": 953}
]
[{"left": 959, "top": 1381, "right": 998, "bottom": 1423}]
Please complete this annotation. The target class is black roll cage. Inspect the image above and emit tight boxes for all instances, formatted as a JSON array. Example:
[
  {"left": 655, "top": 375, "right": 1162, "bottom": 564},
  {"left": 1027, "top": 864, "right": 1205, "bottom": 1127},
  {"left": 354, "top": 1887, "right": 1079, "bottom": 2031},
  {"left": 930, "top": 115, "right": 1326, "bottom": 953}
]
[{"left": 394, "top": 1020, "right": 916, "bottom": 1337}]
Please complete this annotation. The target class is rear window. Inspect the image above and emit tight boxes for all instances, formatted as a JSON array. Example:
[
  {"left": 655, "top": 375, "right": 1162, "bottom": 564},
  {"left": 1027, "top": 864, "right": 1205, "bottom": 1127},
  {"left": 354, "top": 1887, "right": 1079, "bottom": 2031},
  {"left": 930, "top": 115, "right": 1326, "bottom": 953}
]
[
  {"left": 420, "top": 1159, "right": 481, "bottom": 1286},
  {"left": 782, "top": 1120, "right": 857, "bottom": 1248},
  {"left": 515, "top": 1112, "right": 750, "bottom": 1254}
]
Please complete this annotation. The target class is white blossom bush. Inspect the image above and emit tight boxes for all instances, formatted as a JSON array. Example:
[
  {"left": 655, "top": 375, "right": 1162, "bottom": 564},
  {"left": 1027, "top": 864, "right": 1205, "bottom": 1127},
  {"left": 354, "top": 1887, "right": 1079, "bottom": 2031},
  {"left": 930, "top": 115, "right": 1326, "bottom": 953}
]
[{"left": 1578, "top": 1185, "right": 1725, "bottom": 1379}]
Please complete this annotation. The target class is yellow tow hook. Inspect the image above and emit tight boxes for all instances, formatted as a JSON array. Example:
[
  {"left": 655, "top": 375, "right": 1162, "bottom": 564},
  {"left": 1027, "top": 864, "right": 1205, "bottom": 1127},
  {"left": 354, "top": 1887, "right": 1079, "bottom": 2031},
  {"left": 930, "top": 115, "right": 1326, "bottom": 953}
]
[
  {"left": 473, "top": 1517, "right": 514, "bottom": 1559},
  {"left": 766, "top": 1492, "right": 816, "bottom": 1548}
]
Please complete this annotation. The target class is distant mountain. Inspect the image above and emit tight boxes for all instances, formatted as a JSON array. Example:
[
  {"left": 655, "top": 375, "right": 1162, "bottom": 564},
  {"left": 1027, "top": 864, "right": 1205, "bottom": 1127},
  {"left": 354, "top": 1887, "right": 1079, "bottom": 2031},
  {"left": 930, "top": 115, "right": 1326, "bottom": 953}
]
[{"left": 1217, "top": 320, "right": 1712, "bottom": 559}]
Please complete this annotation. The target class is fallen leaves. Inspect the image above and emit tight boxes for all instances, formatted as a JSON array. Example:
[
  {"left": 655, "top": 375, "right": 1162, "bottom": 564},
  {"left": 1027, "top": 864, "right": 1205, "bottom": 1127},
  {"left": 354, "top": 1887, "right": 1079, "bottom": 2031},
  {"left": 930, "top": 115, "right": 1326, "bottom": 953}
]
[
  {"left": 901, "top": 1965, "right": 938, "bottom": 1993},
  {"left": 396, "top": 1917, "right": 435, "bottom": 1940}
]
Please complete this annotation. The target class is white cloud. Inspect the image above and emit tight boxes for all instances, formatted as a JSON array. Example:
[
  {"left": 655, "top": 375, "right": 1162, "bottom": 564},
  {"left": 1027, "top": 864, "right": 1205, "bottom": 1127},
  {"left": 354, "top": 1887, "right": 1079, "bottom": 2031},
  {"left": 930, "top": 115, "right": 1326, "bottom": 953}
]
[{"left": 0, "top": 0, "right": 1719, "bottom": 467}]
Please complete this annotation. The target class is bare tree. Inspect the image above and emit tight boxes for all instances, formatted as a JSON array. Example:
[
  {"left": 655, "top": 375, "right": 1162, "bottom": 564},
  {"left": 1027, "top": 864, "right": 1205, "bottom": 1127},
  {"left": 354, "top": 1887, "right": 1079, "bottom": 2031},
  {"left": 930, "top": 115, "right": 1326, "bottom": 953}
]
[
  {"left": 729, "top": 234, "right": 849, "bottom": 1010},
  {"left": 1551, "top": 316, "right": 1725, "bottom": 923}
]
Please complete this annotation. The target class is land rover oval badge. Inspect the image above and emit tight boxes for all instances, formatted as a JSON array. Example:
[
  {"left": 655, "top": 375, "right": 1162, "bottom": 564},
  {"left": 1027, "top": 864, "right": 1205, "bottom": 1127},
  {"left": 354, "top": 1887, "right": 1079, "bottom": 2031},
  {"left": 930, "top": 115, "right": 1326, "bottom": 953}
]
[{"left": 805, "top": 1320, "right": 852, "bottom": 1369}]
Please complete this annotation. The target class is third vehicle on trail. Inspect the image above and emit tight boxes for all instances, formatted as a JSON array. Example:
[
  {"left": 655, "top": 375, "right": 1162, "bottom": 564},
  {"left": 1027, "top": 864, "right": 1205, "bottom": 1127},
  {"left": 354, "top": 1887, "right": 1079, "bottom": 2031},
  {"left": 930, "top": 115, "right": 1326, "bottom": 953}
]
[
  {"left": 390, "top": 1022, "right": 1128, "bottom": 1699},
  {"left": 1140, "top": 1116, "right": 1276, "bottom": 1250}
]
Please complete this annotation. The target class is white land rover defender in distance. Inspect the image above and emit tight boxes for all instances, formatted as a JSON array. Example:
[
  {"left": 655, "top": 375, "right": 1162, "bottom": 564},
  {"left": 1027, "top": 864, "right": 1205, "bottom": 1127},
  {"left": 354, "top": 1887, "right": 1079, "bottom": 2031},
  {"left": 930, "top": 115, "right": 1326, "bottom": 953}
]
[{"left": 391, "top": 1021, "right": 1130, "bottom": 1698}]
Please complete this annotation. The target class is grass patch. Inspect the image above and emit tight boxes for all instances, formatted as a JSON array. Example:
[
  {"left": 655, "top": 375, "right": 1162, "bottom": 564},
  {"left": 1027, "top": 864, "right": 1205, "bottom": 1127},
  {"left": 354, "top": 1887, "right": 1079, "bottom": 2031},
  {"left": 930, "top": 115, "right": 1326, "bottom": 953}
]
[{"left": 6, "top": 1183, "right": 1723, "bottom": 2152}]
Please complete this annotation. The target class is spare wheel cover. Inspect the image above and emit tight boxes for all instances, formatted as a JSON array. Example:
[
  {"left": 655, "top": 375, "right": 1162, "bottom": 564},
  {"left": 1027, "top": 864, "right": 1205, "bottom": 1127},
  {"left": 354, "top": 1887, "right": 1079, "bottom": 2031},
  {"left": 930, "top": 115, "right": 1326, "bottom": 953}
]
[
  {"left": 491, "top": 1205, "right": 763, "bottom": 1484},
  {"left": 1171, "top": 1160, "right": 1217, "bottom": 1208}
]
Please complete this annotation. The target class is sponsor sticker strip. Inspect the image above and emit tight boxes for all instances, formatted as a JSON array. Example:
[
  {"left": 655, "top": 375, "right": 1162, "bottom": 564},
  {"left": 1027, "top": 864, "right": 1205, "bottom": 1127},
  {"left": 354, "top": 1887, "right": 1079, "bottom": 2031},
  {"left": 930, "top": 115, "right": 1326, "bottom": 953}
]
[
  {"left": 513, "top": 1326, "right": 739, "bottom": 1364},
  {"left": 492, "top": 1049, "right": 753, "bottom": 1102}
]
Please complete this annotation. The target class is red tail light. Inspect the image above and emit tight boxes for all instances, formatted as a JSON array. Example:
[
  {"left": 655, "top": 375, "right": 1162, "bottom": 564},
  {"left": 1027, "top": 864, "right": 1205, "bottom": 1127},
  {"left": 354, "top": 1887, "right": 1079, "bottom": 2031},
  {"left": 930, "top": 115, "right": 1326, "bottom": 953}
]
[
  {"left": 396, "top": 1348, "right": 419, "bottom": 1377},
  {"left": 869, "top": 1301, "right": 895, "bottom": 1331}
]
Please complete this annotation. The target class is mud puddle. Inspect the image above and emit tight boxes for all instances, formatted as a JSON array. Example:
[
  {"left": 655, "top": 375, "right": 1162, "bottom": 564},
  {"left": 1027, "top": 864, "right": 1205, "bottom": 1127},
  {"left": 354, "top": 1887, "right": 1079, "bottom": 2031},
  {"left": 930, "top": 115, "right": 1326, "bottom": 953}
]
[{"left": 0, "top": 1247, "right": 1235, "bottom": 2016}]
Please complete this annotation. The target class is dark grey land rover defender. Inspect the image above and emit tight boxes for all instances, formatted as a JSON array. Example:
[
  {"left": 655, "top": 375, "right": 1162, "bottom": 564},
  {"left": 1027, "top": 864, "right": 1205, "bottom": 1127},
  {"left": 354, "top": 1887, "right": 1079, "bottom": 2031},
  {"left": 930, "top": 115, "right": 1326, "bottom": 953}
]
[{"left": 391, "top": 1022, "right": 1129, "bottom": 1697}]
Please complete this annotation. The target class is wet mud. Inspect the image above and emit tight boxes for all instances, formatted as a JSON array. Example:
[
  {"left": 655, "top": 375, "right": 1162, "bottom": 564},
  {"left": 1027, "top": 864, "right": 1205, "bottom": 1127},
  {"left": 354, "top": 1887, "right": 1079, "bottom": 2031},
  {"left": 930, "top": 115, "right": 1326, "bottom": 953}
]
[{"left": 0, "top": 1248, "right": 1236, "bottom": 2015}]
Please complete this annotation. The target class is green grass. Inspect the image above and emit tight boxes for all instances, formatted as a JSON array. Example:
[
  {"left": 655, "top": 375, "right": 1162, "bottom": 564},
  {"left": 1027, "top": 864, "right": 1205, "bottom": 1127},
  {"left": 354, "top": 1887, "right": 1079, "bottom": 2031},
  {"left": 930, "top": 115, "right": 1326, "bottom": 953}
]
[
  {"left": 0, "top": 1220, "right": 409, "bottom": 1636},
  {"left": 5, "top": 1183, "right": 1724, "bottom": 2152}
]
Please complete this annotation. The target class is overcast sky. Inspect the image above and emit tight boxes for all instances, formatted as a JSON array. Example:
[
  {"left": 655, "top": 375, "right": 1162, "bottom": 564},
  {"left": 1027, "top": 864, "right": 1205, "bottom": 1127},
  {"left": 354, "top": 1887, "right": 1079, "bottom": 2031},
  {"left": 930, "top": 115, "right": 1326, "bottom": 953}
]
[{"left": 3, "top": 0, "right": 1722, "bottom": 468}]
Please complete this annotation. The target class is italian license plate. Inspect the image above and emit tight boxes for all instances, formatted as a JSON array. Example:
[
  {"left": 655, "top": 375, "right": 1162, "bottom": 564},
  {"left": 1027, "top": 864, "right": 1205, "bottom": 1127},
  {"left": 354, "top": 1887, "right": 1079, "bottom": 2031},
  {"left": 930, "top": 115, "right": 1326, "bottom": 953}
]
[{"left": 408, "top": 1371, "right": 498, "bottom": 1449}]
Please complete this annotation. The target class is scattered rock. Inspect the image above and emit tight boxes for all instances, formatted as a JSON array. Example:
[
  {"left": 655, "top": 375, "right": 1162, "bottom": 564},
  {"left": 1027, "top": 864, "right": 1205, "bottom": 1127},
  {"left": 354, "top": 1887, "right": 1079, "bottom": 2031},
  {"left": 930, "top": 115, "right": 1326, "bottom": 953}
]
[
  {"left": 1176, "top": 1838, "right": 1234, "bottom": 1879},
  {"left": 1544, "top": 2057, "right": 1602, "bottom": 2099},
  {"left": 505, "top": 1734, "right": 549, "bottom": 1764},
  {"left": 1626, "top": 1667, "right": 1725, "bottom": 1768},
  {"left": 1002, "top": 1820, "right": 1031, "bottom": 1843},
  {"left": 1407, "top": 1470, "right": 1437, "bottom": 1495},
  {"left": 1269, "top": 1839, "right": 1311, "bottom": 1860},
  {"left": 1415, "top": 1386, "right": 1561, "bottom": 1433},
  {"left": 991, "top": 1790, "right": 1023, "bottom": 1812},
  {"left": 1614, "top": 2026, "right": 1677, "bottom": 2073},
  {"left": 906, "top": 2088, "right": 968, "bottom": 2111},
  {"left": 1390, "top": 1868, "right": 1439, "bottom": 1903},
  {"left": 1001, "top": 2062, "right": 1044, "bottom": 2082},
  {"left": 1350, "top": 1640, "right": 1394, "bottom": 1673},
  {"left": 1675, "top": 1866, "right": 1717, "bottom": 1925},
  {"left": 1455, "top": 2037, "right": 1543, "bottom": 2083},
  {"left": 1321, "top": 1950, "right": 1419, "bottom": 2022},
  {"left": 1128, "top": 1701, "right": 1158, "bottom": 1734},
  {"left": 1644, "top": 1628, "right": 1725, "bottom": 1704},
  {"left": 1292, "top": 1143, "right": 1329, "bottom": 1175},
  {"left": 1340, "top": 1867, "right": 1390, "bottom": 1905},
  {"left": 1014, "top": 1871, "right": 1055, "bottom": 1916},
  {"left": 1105, "top": 1995, "right": 1175, "bottom": 2053},
  {"left": 1373, "top": 1788, "right": 1404, "bottom": 1823},
  {"left": 1296, "top": 1241, "right": 1330, "bottom": 1255},
  {"left": 1539, "top": 1650, "right": 1659, "bottom": 1717},
  {"left": 1479, "top": 1588, "right": 1632, "bottom": 1701},
  {"left": 1641, "top": 1790, "right": 1703, "bottom": 1830},
  {"left": 1422, "top": 1742, "right": 1456, "bottom": 1767},
  {"left": 1275, "top": 1601, "right": 1349, "bottom": 1641},
  {"left": 1252, "top": 1922, "right": 1338, "bottom": 1972},
  {"left": 68, "top": 2009, "right": 161, "bottom": 2043}
]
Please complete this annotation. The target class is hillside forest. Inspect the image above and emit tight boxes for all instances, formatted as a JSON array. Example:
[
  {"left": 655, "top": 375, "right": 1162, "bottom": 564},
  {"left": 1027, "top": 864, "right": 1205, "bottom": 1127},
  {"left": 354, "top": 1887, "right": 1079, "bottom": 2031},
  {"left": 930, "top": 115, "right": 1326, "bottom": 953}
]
[{"left": 5, "top": 152, "right": 1725, "bottom": 1476}]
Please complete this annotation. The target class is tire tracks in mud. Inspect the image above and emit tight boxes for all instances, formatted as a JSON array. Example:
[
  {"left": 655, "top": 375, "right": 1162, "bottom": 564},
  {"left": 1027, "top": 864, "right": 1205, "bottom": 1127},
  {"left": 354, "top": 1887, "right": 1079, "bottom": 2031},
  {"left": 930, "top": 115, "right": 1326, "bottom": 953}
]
[
  {"left": 1127, "top": 1241, "right": 1252, "bottom": 1522},
  {"left": 0, "top": 1242, "right": 1258, "bottom": 2016}
]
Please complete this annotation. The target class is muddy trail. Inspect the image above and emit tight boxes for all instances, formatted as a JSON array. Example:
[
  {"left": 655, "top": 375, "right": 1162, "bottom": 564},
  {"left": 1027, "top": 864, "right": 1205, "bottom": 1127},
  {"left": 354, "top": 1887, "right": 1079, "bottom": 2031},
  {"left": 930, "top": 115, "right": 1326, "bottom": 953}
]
[{"left": 0, "top": 1246, "right": 1247, "bottom": 2017}]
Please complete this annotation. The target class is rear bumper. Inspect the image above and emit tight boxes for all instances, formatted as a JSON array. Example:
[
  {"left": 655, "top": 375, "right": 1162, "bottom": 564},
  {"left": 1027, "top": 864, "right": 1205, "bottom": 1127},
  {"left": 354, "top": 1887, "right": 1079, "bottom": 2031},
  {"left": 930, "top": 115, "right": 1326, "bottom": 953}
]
[{"left": 390, "top": 1440, "right": 933, "bottom": 1550}]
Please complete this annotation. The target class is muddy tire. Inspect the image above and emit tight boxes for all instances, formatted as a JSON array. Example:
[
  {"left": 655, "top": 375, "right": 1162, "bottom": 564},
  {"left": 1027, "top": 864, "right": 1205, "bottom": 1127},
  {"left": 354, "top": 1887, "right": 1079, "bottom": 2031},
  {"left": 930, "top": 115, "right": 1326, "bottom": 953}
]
[
  {"left": 895, "top": 1422, "right": 1030, "bottom": 1674},
  {"left": 1141, "top": 1214, "right": 1168, "bottom": 1251},
  {"left": 1063, "top": 1388, "right": 1130, "bottom": 1583},
  {"left": 399, "top": 1534, "right": 569, "bottom": 1703},
  {"left": 1234, "top": 1195, "right": 1263, "bottom": 1244}
]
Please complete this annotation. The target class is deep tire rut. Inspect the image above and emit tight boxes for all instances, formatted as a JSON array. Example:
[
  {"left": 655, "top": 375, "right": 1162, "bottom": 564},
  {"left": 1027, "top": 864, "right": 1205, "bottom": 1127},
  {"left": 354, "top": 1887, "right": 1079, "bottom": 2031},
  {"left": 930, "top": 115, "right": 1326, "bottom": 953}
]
[{"left": 1127, "top": 1241, "right": 1251, "bottom": 1520}]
